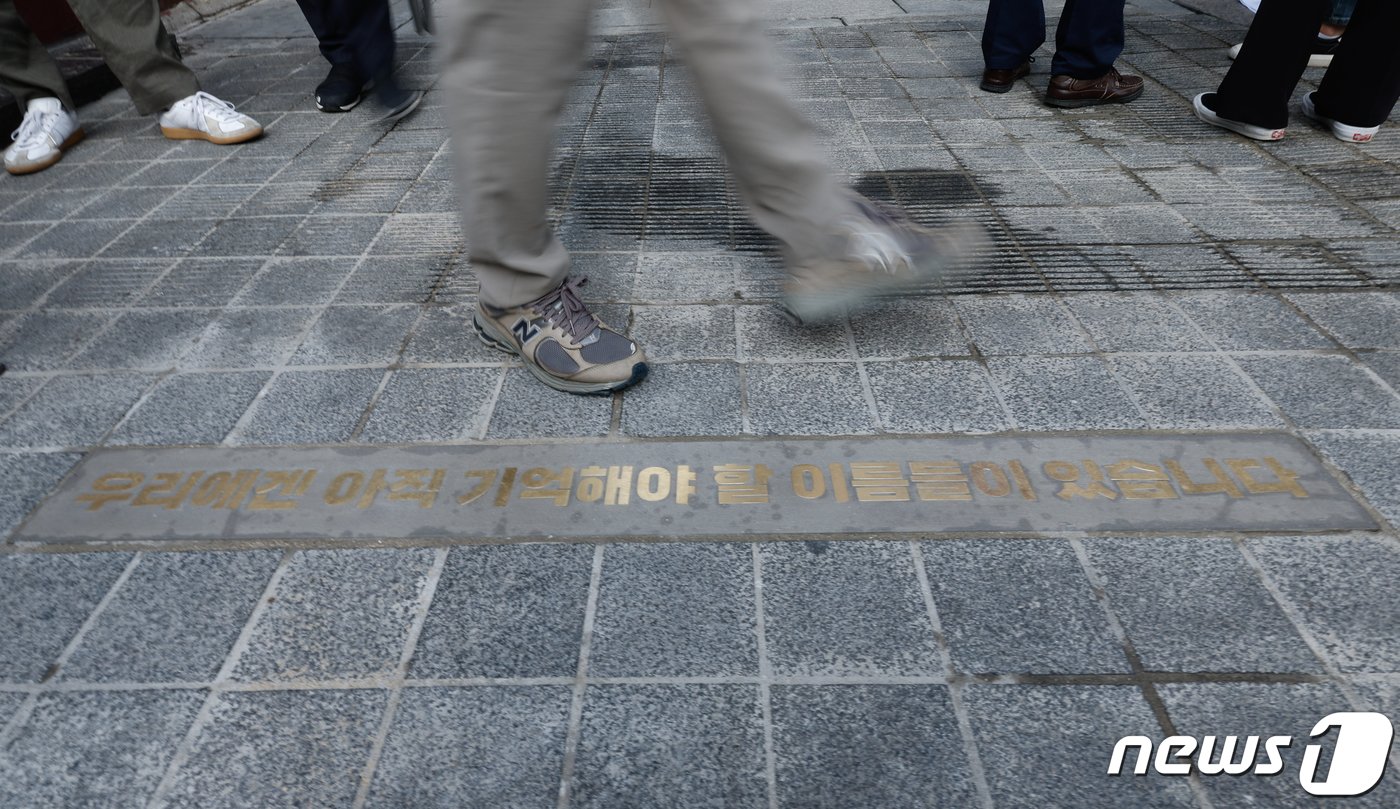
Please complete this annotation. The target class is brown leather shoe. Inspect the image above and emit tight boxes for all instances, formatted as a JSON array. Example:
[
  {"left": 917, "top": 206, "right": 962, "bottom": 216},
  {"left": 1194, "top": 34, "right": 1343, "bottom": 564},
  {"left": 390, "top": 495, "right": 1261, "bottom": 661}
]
[
  {"left": 980, "top": 61, "right": 1031, "bottom": 94},
  {"left": 1044, "top": 68, "right": 1144, "bottom": 108}
]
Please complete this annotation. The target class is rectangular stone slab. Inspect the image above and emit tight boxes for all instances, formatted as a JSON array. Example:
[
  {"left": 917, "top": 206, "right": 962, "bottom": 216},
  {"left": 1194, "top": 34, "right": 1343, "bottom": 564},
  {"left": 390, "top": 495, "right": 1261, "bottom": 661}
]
[{"left": 11, "top": 434, "right": 1376, "bottom": 545}]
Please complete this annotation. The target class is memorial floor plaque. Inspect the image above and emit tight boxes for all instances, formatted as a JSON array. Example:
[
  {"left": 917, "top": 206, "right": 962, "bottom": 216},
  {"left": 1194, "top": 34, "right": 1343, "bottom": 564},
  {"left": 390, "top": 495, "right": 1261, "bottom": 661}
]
[{"left": 11, "top": 434, "right": 1376, "bottom": 546}]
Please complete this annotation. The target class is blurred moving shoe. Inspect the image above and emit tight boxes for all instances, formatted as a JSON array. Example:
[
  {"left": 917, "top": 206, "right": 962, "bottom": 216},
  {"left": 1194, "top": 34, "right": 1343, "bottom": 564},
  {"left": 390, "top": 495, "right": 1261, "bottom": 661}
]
[
  {"left": 372, "top": 74, "right": 423, "bottom": 124},
  {"left": 980, "top": 60, "right": 1031, "bottom": 93},
  {"left": 4, "top": 97, "right": 82, "bottom": 175},
  {"left": 316, "top": 63, "right": 367, "bottom": 112},
  {"left": 1302, "top": 92, "right": 1379, "bottom": 143},
  {"left": 473, "top": 277, "right": 648, "bottom": 395},
  {"left": 783, "top": 198, "right": 986, "bottom": 326},
  {"left": 1045, "top": 68, "right": 1143, "bottom": 108},
  {"left": 159, "top": 91, "right": 263, "bottom": 144},
  {"left": 1192, "top": 92, "right": 1285, "bottom": 141},
  {"left": 1228, "top": 35, "right": 1341, "bottom": 68}
]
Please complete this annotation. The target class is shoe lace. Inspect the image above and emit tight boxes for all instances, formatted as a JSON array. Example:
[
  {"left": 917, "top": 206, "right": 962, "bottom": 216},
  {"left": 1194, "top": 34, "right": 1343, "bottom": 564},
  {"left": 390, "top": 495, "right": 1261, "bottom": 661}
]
[
  {"left": 528, "top": 277, "right": 600, "bottom": 342},
  {"left": 185, "top": 91, "right": 242, "bottom": 124},
  {"left": 10, "top": 109, "right": 57, "bottom": 150}
]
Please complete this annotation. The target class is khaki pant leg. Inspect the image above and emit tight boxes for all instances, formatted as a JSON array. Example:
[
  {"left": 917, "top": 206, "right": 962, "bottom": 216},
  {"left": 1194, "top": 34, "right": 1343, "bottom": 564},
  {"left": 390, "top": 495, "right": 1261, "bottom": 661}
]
[
  {"left": 0, "top": 1, "right": 73, "bottom": 110},
  {"left": 440, "top": 0, "right": 594, "bottom": 308},
  {"left": 654, "top": 0, "right": 857, "bottom": 266},
  {"left": 66, "top": 0, "right": 199, "bottom": 115}
]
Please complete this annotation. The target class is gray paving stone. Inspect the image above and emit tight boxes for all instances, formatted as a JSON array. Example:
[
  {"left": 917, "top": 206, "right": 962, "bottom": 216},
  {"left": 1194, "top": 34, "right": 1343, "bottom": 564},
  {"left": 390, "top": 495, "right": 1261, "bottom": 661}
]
[
  {"left": 571, "top": 684, "right": 767, "bottom": 809},
  {"left": 966, "top": 685, "right": 1194, "bottom": 809},
  {"left": 0, "top": 311, "right": 110, "bottom": 371},
  {"left": 865, "top": 359, "right": 1009, "bottom": 434},
  {"left": 736, "top": 305, "right": 850, "bottom": 361},
  {"left": 0, "top": 690, "right": 22, "bottom": 723},
  {"left": 333, "top": 254, "right": 452, "bottom": 304},
  {"left": 761, "top": 541, "right": 940, "bottom": 676},
  {"left": 1158, "top": 682, "right": 1400, "bottom": 808},
  {"left": 954, "top": 295, "right": 1094, "bottom": 355},
  {"left": 1171, "top": 291, "right": 1333, "bottom": 350},
  {"left": 1235, "top": 354, "right": 1400, "bottom": 429},
  {"left": 771, "top": 685, "right": 976, "bottom": 808},
  {"left": 63, "top": 551, "right": 280, "bottom": 683},
  {"left": 367, "top": 686, "right": 571, "bottom": 808},
  {"left": 187, "top": 216, "right": 303, "bottom": 259},
  {"left": 107, "top": 371, "right": 270, "bottom": 446},
  {"left": 234, "top": 549, "right": 435, "bottom": 682},
  {"left": 1307, "top": 432, "right": 1400, "bottom": 526},
  {"left": 744, "top": 362, "right": 876, "bottom": 436},
  {"left": 0, "top": 373, "right": 155, "bottom": 448},
  {"left": 100, "top": 218, "right": 215, "bottom": 260},
  {"left": 0, "top": 553, "right": 131, "bottom": 682},
  {"left": 1063, "top": 293, "right": 1209, "bottom": 352},
  {"left": 281, "top": 215, "right": 388, "bottom": 256},
  {"left": 360, "top": 367, "right": 499, "bottom": 443},
  {"left": 620, "top": 361, "right": 742, "bottom": 437},
  {"left": 400, "top": 305, "right": 504, "bottom": 364},
  {"left": 0, "top": 451, "right": 81, "bottom": 538},
  {"left": 233, "top": 368, "right": 382, "bottom": 445},
  {"left": 1285, "top": 292, "right": 1400, "bottom": 349},
  {"left": 485, "top": 368, "right": 613, "bottom": 439},
  {"left": 848, "top": 298, "right": 970, "bottom": 358},
  {"left": 180, "top": 308, "right": 320, "bottom": 369},
  {"left": 42, "top": 259, "right": 169, "bottom": 309},
  {"left": 288, "top": 305, "right": 418, "bottom": 366},
  {"left": 923, "top": 539, "right": 1128, "bottom": 674},
  {"left": 1353, "top": 680, "right": 1399, "bottom": 716},
  {"left": 411, "top": 544, "right": 592, "bottom": 679},
  {"left": 19, "top": 220, "right": 133, "bottom": 260},
  {"left": 0, "top": 261, "right": 79, "bottom": 310},
  {"left": 987, "top": 356, "right": 1148, "bottom": 431},
  {"left": 1109, "top": 354, "right": 1284, "bottom": 429},
  {"left": 0, "top": 689, "right": 205, "bottom": 809},
  {"left": 1357, "top": 350, "right": 1400, "bottom": 392},
  {"left": 633, "top": 252, "right": 749, "bottom": 302},
  {"left": 70, "top": 310, "right": 213, "bottom": 370},
  {"left": 590, "top": 543, "right": 756, "bottom": 677},
  {"left": 230, "top": 257, "right": 355, "bottom": 306},
  {"left": 1084, "top": 537, "right": 1320, "bottom": 673},
  {"left": 140, "top": 258, "right": 267, "bottom": 307},
  {"left": 631, "top": 304, "right": 735, "bottom": 361},
  {"left": 0, "top": 375, "right": 43, "bottom": 419},
  {"left": 161, "top": 689, "right": 385, "bottom": 809},
  {"left": 1246, "top": 535, "right": 1400, "bottom": 673}
]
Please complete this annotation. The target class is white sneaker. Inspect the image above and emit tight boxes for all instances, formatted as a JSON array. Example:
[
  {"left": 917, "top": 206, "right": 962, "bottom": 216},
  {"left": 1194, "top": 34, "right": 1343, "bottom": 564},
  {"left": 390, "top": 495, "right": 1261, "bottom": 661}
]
[
  {"left": 158, "top": 91, "right": 263, "bottom": 145},
  {"left": 1193, "top": 93, "right": 1285, "bottom": 142},
  {"left": 4, "top": 97, "right": 83, "bottom": 175},
  {"left": 1302, "top": 92, "right": 1379, "bottom": 143}
]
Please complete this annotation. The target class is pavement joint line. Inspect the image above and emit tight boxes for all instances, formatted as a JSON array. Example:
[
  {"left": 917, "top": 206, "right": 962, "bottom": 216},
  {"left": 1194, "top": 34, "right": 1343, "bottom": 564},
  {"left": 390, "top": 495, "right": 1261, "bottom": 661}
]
[
  {"left": 750, "top": 543, "right": 780, "bottom": 809},
  {"left": 0, "top": 551, "right": 142, "bottom": 751},
  {"left": 910, "top": 540, "right": 996, "bottom": 808},
  {"left": 350, "top": 546, "right": 449, "bottom": 809},
  {"left": 844, "top": 317, "right": 887, "bottom": 432},
  {"left": 555, "top": 544, "right": 605, "bottom": 809},
  {"left": 1068, "top": 536, "right": 1217, "bottom": 809},
  {"left": 143, "top": 548, "right": 296, "bottom": 809},
  {"left": 471, "top": 367, "right": 509, "bottom": 441}
]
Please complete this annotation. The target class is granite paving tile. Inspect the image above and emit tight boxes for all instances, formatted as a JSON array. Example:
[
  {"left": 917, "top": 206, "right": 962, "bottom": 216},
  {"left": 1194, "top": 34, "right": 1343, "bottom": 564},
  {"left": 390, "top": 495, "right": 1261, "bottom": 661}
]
[
  {"left": 233, "top": 549, "right": 435, "bottom": 682},
  {"left": 986, "top": 356, "right": 1148, "bottom": 431},
  {"left": 620, "top": 361, "right": 743, "bottom": 437},
  {"left": 180, "top": 308, "right": 320, "bottom": 369},
  {"left": 1171, "top": 291, "right": 1334, "bottom": 350},
  {"left": 1109, "top": 354, "right": 1283, "bottom": 429},
  {"left": 359, "top": 367, "right": 499, "bottom": 443},
  {"left": 954, "top": 294, "right": 1094, "bottom": 355},
  {"left": 0, "top": 690, "right": 206, "bottom": 809},
  {"left": 0, "top": 553, "right": 132, "bottom": 682},
  {"left": 485, "top": 368, "right": 613, "bottom": 439},
  {"left": 744, "top": 362, "right": 876, "bottom": 436},
  {"left": 865, "top": 359, "right": 1009, "bottom": 434},
  {"left": 287, "top": 305, "right": 418, "bottom": 366},
  {"left": 0, "top": 373, "right": 155, "bottom": 448},
  {"left": 106, "top": 371, "right": 271, "bottom": 446},
  {"left": 62, "top": 551, "right": 281, "bottom": 683},
  {"left": 69, "top": 310, "right": 213, "bottom": 370},
  {"left": 366, "top": 686, "right": 571, "bottom": 808},
  {"left": 410, "top": 544, "right": 593, "bottom": 679},
  {"left": 589, "top": 543, "right": 756, "bottom": 677},
  {"left": 1063, "top": 293, "right": 1209, "bottom": 352},
  {"left": 1285, "top": 292, "right": 1400, "bottom": 349},
  {"left": 232, "top": 368, "right": 382, "bottom": 445},
  {"left": 771, "top": 685, "right": 977, "bottom": 809},
  {"left": 1234, "top": 354, "right": 1400, "bottom": 429},
  {"left": 0, "top": 311, "right": 111, "bottom": 371},
  {"left": 570, "top": 684, "right": 767, "bottom": 809},
  {"left": 1306, "top": 432, "right": 1400, "bottom": 526}
]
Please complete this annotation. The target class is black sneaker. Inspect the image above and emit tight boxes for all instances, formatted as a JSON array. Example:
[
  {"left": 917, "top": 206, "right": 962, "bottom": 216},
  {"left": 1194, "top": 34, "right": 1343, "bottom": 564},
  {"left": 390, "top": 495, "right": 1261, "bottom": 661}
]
[
  {"left": 315, "top": 64, "right": 365, "bottom": 112},
  {"left": 371, "top": 74, "right": 423, "bottom": 124},
  {"left": 473, "top": 277, "right": 648, "bottom": 395}
]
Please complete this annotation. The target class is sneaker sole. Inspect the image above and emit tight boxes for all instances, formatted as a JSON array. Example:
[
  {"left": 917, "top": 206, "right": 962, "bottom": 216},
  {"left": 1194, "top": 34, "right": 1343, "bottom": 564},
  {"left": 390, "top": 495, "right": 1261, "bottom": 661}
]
[
  {"left": 160, "top": 125, "right": 264, "bottom": 145},
  {"left": 1044, "top": 84, "right": 1144, "bottom": 108},
  {"left": 1192, "top": 94, "right": 1284, "bottom": 141},
  {"left": 316, "top": 93, "right": 363, "bottom": 113},
  {"left": 5, "top": 128, "right": 84, "bottom": 175},
  {"left": 373, "top": 91, "right": 424, "bottom": 126},
  {"left": 1301, "top": 93, "right": 1377, "bottom": 143},
  {"left": 979, "top": 80, "right": 1017, "bottom": 94},
  {"left": 471, "top": 312, "right": 648, "bottom": 396}
]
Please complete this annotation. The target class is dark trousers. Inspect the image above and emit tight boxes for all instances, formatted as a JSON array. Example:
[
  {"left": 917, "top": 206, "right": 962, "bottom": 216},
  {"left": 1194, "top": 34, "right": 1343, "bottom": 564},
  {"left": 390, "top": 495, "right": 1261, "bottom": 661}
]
[
  {"left": 982, "top": 0, "right": 1125, "bottom": 79},
  {"left": 1215, "top": 0, "right": 1400, "bottom": 129},
  {"left": 295, "top": 0, "right": 396, "bottom": 81}
]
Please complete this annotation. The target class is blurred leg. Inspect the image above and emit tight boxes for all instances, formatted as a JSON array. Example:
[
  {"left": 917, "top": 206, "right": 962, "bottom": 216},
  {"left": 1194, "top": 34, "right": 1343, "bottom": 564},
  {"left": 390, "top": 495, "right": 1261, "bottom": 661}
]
[
  {"left": 0, "top": 1, "right": 73, "bottom": 109},
  {"left": 66, "top": 0, "right": 199, "bottom": 114}
]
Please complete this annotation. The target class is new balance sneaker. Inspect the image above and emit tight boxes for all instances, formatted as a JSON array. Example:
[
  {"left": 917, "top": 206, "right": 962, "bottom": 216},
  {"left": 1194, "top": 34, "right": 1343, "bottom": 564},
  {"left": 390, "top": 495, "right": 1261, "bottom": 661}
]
[
  {"left": 158, "top": 91, "right": 263, "bottom": 144},
  {"left": 782, "top": 198, "right": 986, "bottom": 326},
  {"left": 473, "top": 277, "right": 648, "bottom": 395},
  {"left": 1301, "top": 92, "right": 1379, "bottom": 143},
  {"left": 1193, "top": 93, "right": 1285, "bottom": 141},
  {"left": 316, "top": 63, "right": 366, "bottom": 112},
  {"left": 4, "top": 97, "right": 82, "bottom": 175},
  {"left": 1228, "top": 35, "right": 1340, "bottom": 68}
]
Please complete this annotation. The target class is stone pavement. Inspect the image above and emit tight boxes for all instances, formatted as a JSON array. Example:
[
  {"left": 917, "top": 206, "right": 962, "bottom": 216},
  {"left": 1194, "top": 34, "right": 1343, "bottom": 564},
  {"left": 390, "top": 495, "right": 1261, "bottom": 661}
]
[{"left": 2, "top": 0, "right": 1399, "bottom": 806}]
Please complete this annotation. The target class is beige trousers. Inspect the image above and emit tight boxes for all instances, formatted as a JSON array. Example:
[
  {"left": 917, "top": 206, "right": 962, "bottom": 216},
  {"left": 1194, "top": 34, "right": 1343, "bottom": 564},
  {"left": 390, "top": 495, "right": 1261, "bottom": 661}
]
[{"left": 442, "top": 0, "right": 857, "bottom": 307}]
